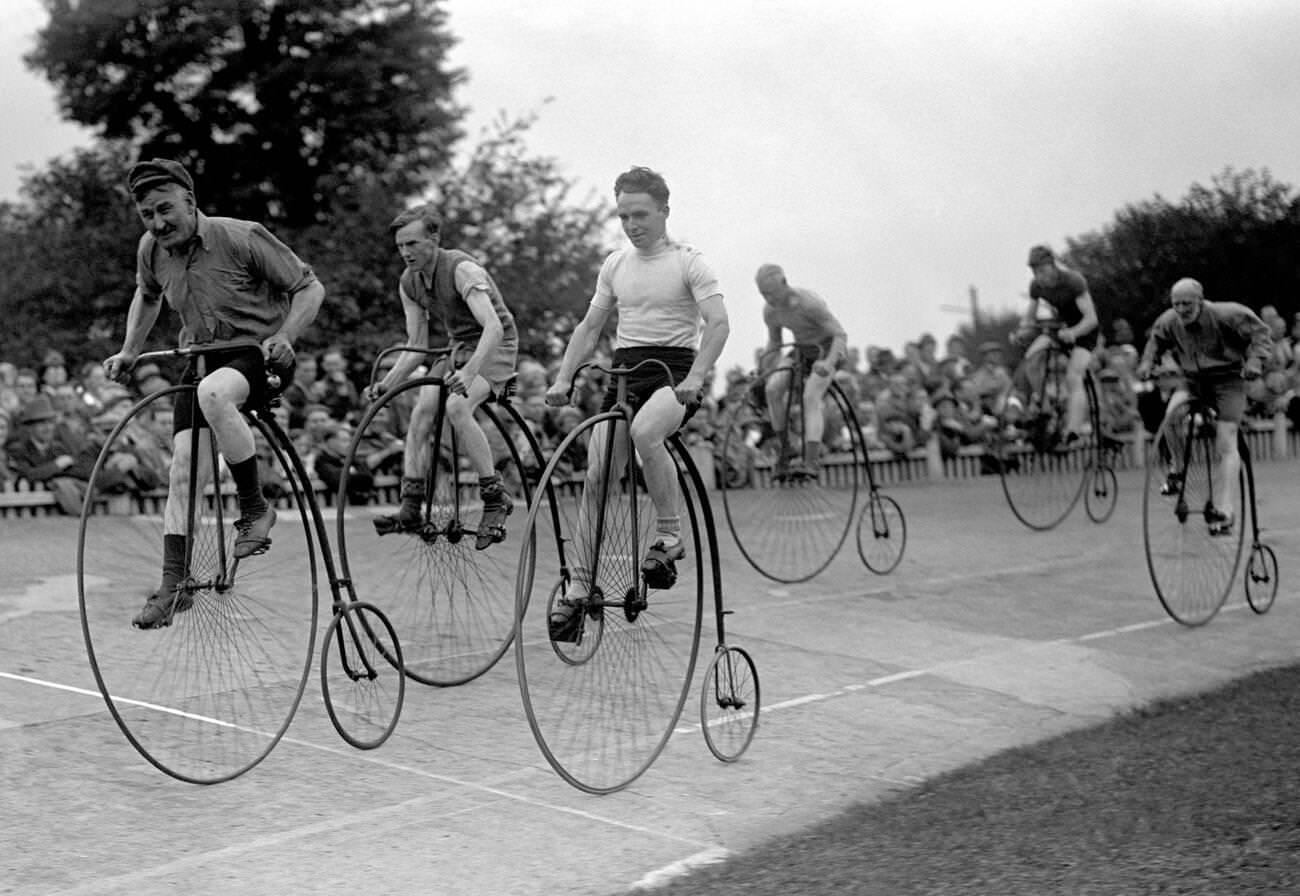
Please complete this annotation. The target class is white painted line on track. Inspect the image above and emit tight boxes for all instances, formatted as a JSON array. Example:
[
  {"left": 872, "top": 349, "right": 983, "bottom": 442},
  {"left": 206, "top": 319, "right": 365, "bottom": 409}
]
[{"left": 629, "top": 846, "right": 731, "bottom": 891}]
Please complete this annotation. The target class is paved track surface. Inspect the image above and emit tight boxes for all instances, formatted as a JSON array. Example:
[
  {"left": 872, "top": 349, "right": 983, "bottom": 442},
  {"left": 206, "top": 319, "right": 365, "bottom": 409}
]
[{"left": 3, "top": 466, "right": 1299, "bottom": 895}]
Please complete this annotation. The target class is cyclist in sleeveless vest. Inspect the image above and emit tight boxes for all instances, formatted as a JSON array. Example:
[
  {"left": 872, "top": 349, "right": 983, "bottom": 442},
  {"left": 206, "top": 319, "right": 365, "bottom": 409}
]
[{"left": 368, "top": 205, "right": 520, "bottom": 549}]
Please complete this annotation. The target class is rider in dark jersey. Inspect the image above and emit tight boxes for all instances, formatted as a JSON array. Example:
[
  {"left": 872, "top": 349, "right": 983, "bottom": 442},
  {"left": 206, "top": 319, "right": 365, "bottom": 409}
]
[{"left": 1016, "top": 244, "right": 1099, "bottom": 445}]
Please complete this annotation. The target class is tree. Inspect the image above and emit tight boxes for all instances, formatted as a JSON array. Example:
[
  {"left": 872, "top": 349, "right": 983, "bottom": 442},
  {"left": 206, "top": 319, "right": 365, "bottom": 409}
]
[
  {"left": 28, "top": 0, "right": 464, "bottom": 228},
  {"left": 1062, "top": 168, "right": 1300, "bottom": 340},
  {"left": 293, "top": 109, "right": 615, "bottom": 366},
  {"left": 0, "top": 143, "right": 145, "bottom": 367}
]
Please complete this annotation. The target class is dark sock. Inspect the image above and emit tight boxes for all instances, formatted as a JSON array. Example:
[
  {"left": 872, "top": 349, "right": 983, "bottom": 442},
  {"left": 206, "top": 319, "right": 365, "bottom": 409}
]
[
  {"left": 160, "top": 533, "right": 186, "bottom": 596},
  {"left": 480, "top": 473, "right": 504, "bottom": 507},
  {"left": 400, "top": 476, "right": 426, "bottom": 516},
  {"left": 228, "top": 456, "right": 267, "bottom": 519}
]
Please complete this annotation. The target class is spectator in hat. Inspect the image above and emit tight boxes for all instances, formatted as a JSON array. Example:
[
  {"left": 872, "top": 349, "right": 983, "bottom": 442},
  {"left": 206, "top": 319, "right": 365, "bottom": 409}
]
[
  {"left": 281, "top": 352, "right": 320, "bottom": 429},
  {"left": 102, "top": 157, "right": 326, "bottom": 629},
  {"left": 7, "top": 395, "right": 97, "bottom": 513},
  {"left": 312, "top": 345, "right": 361, "bottom": 422},
  {"left": 312, "top": 420, "right": 375, "bottom": 506},
  {"left": 1096, "top": 367, "right": 1138, "bottom": 437},
  {"left": 969, "top": 341, "right": 1013, "bottom": 417}
]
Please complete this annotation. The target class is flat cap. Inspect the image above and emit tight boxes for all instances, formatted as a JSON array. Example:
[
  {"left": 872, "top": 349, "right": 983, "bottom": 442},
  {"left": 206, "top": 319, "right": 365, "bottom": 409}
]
[{"left": 127, "top": 158, "right": 195, "bottom": 199}]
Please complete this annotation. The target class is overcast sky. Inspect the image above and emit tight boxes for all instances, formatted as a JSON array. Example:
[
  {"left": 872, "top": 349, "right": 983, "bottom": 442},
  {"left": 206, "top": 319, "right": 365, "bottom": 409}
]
[{"left": 4, "top": 0, "right": 1300, "bottom": 375}]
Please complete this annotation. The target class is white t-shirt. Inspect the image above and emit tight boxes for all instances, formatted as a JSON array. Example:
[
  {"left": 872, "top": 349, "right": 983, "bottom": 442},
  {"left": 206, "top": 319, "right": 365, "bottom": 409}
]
[{"left": 591, "top": 240, "right": 722, "bottom": 349}]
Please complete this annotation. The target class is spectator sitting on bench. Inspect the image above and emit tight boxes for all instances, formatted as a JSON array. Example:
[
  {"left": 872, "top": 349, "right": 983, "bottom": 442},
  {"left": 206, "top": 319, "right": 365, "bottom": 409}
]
[{"left": 8, "top": 395, "right": 97, "bottom": 514}]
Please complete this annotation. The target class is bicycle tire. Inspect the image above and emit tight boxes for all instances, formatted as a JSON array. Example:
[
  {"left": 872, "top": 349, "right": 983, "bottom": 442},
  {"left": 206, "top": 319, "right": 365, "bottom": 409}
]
[
  {"left": 320, "top": 600, "right": 405, "bottom": 750},
  {"left": 515, "top": 412, "right": 703, "bottom": 794},
  {"left": 700, "top": 645, "right": 760, "bottom": 763},
  {"left": 1084, "top": 464, "right": 1119, "bottom": 524},
  {"left": 1143, "top": 417, "right": 1245, "bottom": 626},
  {"left": 78, "top": 387, "right": 317, "bottom": 783},
  {"left": 856, "top": 491, "right": 907, "bottom": 575},
  {"left": 1244, "top": 544, "right": 1279, "bottom": 615},
  {"left": 337, "top": 378, "right": 540, "bottom": 686},
  {"left": 719, "top": 370, "right": 858, "bottom": 582},
  {"left": 997, "top": 355, "right": 1089, "bottom": 530}
]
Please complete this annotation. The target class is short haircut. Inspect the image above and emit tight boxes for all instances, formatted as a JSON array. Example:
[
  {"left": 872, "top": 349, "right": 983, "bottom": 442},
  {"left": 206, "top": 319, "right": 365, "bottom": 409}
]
[
  {"left": 390, "top": 204, "right": 442, "bottom": 237},
  {"left": 613, "top": 166, "right": 669, "bottom": 206}
]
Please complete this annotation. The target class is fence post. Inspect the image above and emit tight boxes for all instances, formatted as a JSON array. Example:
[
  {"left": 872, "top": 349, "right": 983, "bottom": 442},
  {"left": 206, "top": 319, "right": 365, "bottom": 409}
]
[
  {"left": 924, "top": 434, "right": 943, "bottom": 480},
  {"left": 1273, "top": 410, "right": 1288, "bottom": 461}
]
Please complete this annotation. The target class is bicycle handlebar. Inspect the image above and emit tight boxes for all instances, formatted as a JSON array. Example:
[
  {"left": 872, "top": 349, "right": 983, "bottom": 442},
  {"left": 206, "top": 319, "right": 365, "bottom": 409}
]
[
  {"left": 555, "top": 356, "right": 680, "bottom": 405},
  {"left": 131, "top": 339, "right": 266, "bottom": 365},
  {"left": 755, "top": 342, "right": 826, "bottom": 371},
  {"left": 367, "top": 341, "right": 463, "bottom": 390}
]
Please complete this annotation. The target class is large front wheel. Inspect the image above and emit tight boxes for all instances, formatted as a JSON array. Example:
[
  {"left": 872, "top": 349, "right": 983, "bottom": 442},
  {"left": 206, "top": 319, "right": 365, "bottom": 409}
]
[
  {"left": 1143, "top": 421, "right": 1245, "bottom": 626},
  {"left": 719, "top": 372, "right": 859, "bottom": 582},
  {"left": 515, "top": 412, "right": 703, "bottom": 794},
  {"left": 78, "top": 388, "right": 318, "bottom": 783},
  {"left": 338, "top": 379, "right": 539, "bottom": 686}
]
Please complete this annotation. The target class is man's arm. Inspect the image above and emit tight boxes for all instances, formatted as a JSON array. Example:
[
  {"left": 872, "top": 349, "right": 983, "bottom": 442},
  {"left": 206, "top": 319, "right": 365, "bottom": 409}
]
[
  {"left": 1234, "top": 306, "right": 1273, "bottom": 377},
  {"left": 1136, "top": 318, "right": 1169, "bottom": 379},
  {"left": 677, "top": 295, "right": 729, "bottom": 403},
  {"left": 446, "top": 266, "right": 505, "bottom": 395},
  {"left": 805, "top": 297, "right": 848, "bottom": 372},
  {"left": 372, "top": 290, "right": 430, "bottom": 398},
  {"left": 547, "top": 302, "right": 614, "bottom": 405},
  {"left": 104, "top": 288, "right": 164, "bottom": 382},
  {"left": 1063, "top": 291, "right": 1099, "bottom": 344},
  {"left": 760, "top": 313, "right": 784, "bottom": 375},
  {"left": 264, "top": 279, "right": 325, "bottom": 367}
]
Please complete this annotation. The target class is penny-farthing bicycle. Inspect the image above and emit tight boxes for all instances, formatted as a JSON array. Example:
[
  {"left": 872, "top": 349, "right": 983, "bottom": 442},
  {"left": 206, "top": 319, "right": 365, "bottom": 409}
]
[
  {"left": 718, "top": 345, "right": 906, "bottom": 581},
  {"left": 995, "top": 323, "right": 1119, "bottom": 530},
  {"left": 336, "top": 344, "right": 556, "bottom": 687},
  {"left": 78, "top": 340, "right": 404, "bottom": 784},
  {"left": 514, "top": 359, "right": 759, "bottom": 793},
  {"left": 1142, "top": 372, "right": 1279, "bottom": 626}
]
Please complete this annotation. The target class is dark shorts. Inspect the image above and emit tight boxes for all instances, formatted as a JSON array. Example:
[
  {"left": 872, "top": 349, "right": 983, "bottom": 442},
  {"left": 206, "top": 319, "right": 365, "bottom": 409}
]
[
  {"left": 786, "top": 344, "right": 823, "bottom": 376},
  {"left": 599, "top": 346, "right": 700, "bottom": 425},
  {"left": 1188, "top": 369, "right": 1247, "bottom": 424},
  {"left": 173, "top": 346, "right": 292, "bottom": 435}
]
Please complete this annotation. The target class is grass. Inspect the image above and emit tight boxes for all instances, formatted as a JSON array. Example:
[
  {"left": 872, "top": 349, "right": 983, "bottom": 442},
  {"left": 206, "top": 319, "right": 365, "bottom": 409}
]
[{"left": 637, "top": 662, "right": 1300, "bottom": 895}]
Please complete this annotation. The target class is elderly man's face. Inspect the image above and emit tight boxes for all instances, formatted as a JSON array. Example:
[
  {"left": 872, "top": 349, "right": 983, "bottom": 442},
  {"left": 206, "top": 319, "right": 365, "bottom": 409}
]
[
  {"left": 136, "top": 184, "right": 197, "bottom": 251},
  {"left": 1170, "top": 288, "right": 1204, "bottom": 324}
]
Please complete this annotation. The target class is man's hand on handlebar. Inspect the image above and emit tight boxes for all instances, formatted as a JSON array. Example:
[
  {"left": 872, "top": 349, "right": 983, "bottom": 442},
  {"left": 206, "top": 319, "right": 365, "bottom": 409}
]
[
  {"left": 1243, "top": 359, "right": 1263, "bottom": 381},
  {"left": 262, "top": 334, "right": 295, "bottom": 368},
  {"left": 545, "top": 380, "right": 572, "bottom": 407},
  {"left": 674, "top": 373, "right": 705, "bottom": 407},
  {"left": 102, "top": 352, "right": 137, "bottom": 384}
]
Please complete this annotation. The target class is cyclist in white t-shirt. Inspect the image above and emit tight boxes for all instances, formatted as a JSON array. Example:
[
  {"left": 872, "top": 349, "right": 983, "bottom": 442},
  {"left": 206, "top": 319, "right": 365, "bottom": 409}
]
[{"left": 545, "top": 166, "right": 729, "bottom": 641}]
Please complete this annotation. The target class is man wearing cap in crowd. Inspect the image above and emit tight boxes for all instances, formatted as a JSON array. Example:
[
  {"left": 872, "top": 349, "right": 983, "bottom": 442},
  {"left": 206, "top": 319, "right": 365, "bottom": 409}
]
[
  {"left": 104, "top": 157, "right": 326, "bottom": 629},
  {"left": 7, "top": 395, "right": 95, "bottom": 515},
  {"left": 1017, "top": 244, "right": 1099, "bottom": 447}
]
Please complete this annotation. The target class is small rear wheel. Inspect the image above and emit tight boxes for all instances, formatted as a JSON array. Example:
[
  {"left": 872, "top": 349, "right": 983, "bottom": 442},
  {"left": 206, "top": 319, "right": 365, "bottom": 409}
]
[
  {"left": 1244, "top": 544, "right": 1279, "bottom": 615},
  {"left": 1084, "top": 464, "right": 1119, "bottom": 524},
  {"left": 700, "top": 645, "right": 760, "bottom": 762},
  {"left": 321, "top": 601, "right": 405, "bottom": 750},
  {"left": 856, "top": 491, "right": 907, "bottom": 575}
]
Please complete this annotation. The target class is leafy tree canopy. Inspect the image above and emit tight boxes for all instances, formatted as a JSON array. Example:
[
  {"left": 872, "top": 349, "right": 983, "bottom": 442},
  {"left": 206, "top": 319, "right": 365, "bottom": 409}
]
[
  {"left": 27, "top": 0, "right": 464, "bottom": 228},
  {"left": 1061, "top": 168, "right": 1300, "bottom": 340}
]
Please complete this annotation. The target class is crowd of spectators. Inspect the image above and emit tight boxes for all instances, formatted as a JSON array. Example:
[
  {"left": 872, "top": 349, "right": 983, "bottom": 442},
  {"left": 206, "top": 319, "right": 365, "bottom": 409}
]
[{"left": 6, "top": 310, "right": 1300, "bottom": 510}]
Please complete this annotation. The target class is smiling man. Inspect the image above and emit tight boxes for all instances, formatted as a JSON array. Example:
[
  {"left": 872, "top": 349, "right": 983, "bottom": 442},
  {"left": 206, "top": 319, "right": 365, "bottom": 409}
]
[
  {"left": 1137, "top": 277, "right": 1271, "bottom": 536},
  {"left": 544, "top": 166, "right": 729, "bottom": 642},
  {"left": 104, "top": 158, "right": 325, "bottom": 629}
]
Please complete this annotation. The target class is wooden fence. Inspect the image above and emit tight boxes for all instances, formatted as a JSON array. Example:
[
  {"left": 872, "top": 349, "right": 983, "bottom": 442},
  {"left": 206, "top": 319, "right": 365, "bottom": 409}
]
[{"left": 3, "top": 411, "right": 1296, "bottom": 519}]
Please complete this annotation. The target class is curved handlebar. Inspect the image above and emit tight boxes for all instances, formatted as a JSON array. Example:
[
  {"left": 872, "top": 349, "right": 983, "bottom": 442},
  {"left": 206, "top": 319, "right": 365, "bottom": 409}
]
[
  {"left": 368, "top": 341, "right": 463, "bottom": 390},
  {"left": 132, "top": 339, "right": 266, "bottom": 364},
  {"left": 557, "top": 356, "right": 680, "bottom": 406}
]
